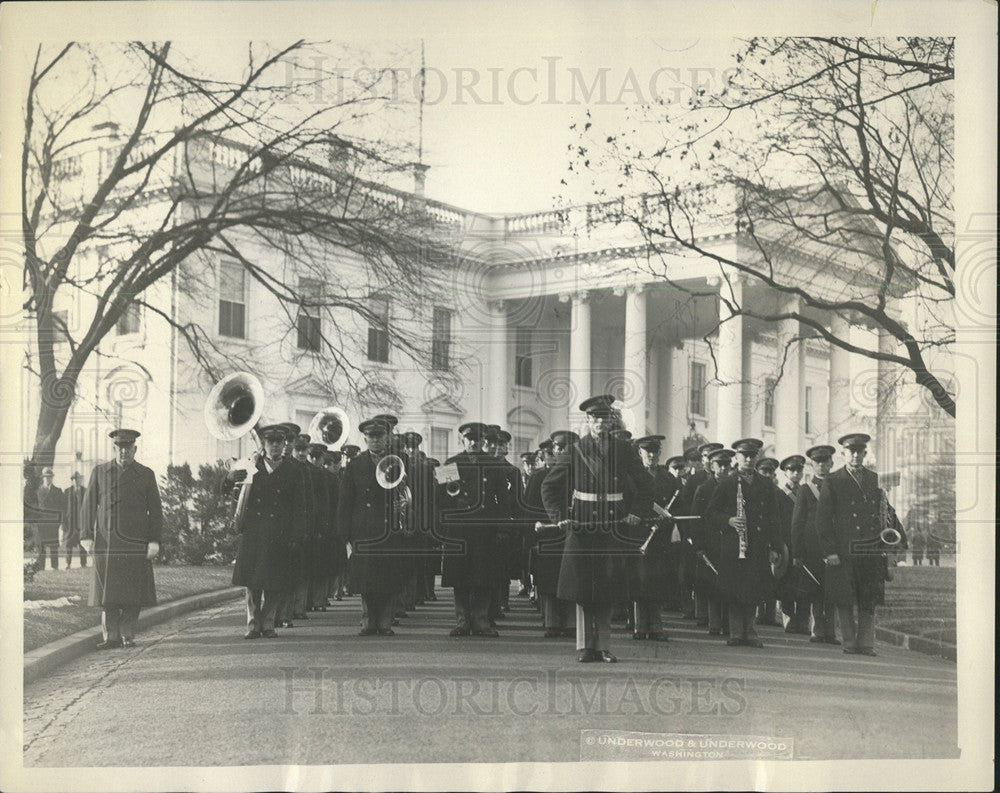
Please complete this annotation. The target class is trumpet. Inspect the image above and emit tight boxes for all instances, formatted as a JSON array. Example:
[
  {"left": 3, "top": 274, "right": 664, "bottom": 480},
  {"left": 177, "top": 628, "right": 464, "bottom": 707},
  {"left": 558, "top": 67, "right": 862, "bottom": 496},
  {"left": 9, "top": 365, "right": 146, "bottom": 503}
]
[
  {"left": 204, "top": 372, "right": 265, "bottom": 531},
  {"left": 736, "top": 478, "right": 748, "bottom": 560},
  {"left": 639, "top": 490, "right": 679, "bottom": 555}
]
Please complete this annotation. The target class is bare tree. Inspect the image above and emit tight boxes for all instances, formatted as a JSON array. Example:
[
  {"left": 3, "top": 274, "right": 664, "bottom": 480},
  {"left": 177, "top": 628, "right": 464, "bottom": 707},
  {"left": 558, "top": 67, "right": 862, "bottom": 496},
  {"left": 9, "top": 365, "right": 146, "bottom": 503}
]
[
  {"left": 571, "top": 37, "right": 955, "bottom": 417},
  {"left": 21, "top": 41, "right": 458, "bottom": 466}
]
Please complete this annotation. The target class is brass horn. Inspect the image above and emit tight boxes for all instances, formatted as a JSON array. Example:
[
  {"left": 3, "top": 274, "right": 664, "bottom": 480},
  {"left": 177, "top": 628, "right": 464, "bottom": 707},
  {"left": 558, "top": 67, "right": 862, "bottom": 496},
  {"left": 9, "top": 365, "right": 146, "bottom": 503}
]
[
  {"left": 376, "top": 454, "right": 406, "bottom": 490},
  {"left": 307, "top": 406, "right": 351, "bottom": 451},
  {"left": 204, "top": 372, "right": 265, "bottom": 441}
]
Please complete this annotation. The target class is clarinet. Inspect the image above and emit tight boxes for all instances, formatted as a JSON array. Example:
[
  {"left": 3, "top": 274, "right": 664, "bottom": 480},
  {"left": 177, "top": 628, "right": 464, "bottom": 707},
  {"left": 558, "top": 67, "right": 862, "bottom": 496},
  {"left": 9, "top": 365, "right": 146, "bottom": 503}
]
[{"left": 736, "top": 478, "right": 748, "bottom": 560}]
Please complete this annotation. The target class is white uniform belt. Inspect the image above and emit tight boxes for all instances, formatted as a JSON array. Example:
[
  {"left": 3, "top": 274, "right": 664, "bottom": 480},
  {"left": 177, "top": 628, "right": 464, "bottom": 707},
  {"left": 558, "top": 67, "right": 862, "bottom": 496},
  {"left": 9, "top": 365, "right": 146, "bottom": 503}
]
[{"left": 573, "top": 490, "right": 623, "bottom": 502}]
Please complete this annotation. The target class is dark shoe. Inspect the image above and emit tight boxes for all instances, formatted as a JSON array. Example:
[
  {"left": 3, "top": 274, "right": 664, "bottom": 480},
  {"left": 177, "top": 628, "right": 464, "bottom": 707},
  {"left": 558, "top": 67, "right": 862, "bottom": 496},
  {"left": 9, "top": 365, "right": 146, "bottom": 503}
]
[
  {"left": 597, "top": 651, "right": 618, "bottom": 663},
  {"left": 543, "top": 629, "right": 562, "bottom": 638},
  {"left": 726, "top": 638, "right": 744, "bottom": 647},
  {"left": 858, "top": 647, "right": 877, "bottom": 656},
  {"left": 262, "top": 629, "right": 278, "bottom": 638},
  {"left": 358, "top": 627, "right": 378, "bottom": 636},
  {"left": 648, "top": 631, "right": 670, "bottom": 642},
  {"left": 632, "top": 631, "right": 647, "bottom": 641},
  {"left": 121, "top": 637, "right": 136, "bottom": 648},
  {"left": 244, "top": 630, "right": 262, "bottom": 640},
  {"left": 449, "top": 627, "right": 470, "bottom": 637},
  {"left": 577, "top": 649, "right": 597, "bottom": 663},
  {"left": 843, "top": 646, "right": 861, "bottom": 654},
  {"left": 474, "top": 629, "right": 500, "bottom": 637},
  {"left": 96, "top": 638, "right": 122, "bottom": 650},
  {"left": 379, "top": 628, "right": 396, "bottom": 636},
  {"left": 745, "top": 637, "right": 764, "bottom": 648},
  {"left": 334, "top": 594, "right": 343, "bottom": 601},
  {"left": 824, "top": 637, "right": 842, "bottom": 646},
  {"left": 809, "top": 635, "right": 825, "bottom": 643}
]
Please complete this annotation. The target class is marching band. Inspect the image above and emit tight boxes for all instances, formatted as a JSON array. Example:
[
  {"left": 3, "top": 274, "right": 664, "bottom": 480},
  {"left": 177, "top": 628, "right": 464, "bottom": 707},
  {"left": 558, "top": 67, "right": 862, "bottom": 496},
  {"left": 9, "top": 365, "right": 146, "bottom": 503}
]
[{"left": 210, "top": 375, "right": 907, "bottom": 661}]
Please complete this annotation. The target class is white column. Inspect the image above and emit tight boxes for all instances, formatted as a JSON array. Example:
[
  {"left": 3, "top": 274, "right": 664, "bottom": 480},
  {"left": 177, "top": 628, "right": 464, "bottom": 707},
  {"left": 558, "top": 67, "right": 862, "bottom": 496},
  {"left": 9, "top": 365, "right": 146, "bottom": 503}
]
[
  {"left": 568, "top": 292, "right": 592, "bottom": 416},
  {"left": 827, "top": 312, "right": 852, "bottom": 436},
  {"left": 486, "top": 300, "right": 509, "bottom": 426},
  {"left": 712, "top": 277, "right": 744, "bottom": 444},
  {"left": 647, "top": 341, "right": 660, "bottom": 436},
  {"left": 623, "top": 285, "right": 648, "bottom": 434},
  {"left": 875, "top": 328, "right": 896, "bottom": 474},
  {"left": 773, "top": 302, "right": 802, "bottom": 455}
]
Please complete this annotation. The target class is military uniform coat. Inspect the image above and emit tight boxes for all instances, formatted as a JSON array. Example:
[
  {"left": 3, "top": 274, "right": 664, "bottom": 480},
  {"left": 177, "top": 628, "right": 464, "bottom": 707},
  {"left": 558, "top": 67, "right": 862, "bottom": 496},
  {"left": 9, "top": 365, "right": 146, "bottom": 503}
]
[
  {"left": 232, "top": 458, "right": 306, "bottom": 591},
  {"left": 789, "top": 478, "right": 827, "bottom": 602},
  {"left": 439, "top": 450, "right": 511, "bottom": 589},
  {"left": 706, "top": 473, "right": 780, "bottom": 606},
  {"left": 627, "top": 466, "right": 680, "bottom": 601},
  {"left": 689, "top": 476, "right": 724, "bottom": 596},
  {"left": 524, "top": 466, "right": 563, "bottom": 595},
  {"left": 815, "top": 466, "right": 904, "bottom": 609},
  {"left": 81, "top": 461, "right": 163, "bottom": 607},
  {"left": 62, "top": 484, "right": 86, "bottom": 546},
  {"left": 337, "top": 451, "right": 409, "bottom": 594},
  {"left": 305, "top": 463, "right": 332, "bottom": 580},
  {"left": 541, "top": 434, "right": 653, "bottom": 605},
  {"left": 32, "top": 484, "right": 65, "bottom": 544}
]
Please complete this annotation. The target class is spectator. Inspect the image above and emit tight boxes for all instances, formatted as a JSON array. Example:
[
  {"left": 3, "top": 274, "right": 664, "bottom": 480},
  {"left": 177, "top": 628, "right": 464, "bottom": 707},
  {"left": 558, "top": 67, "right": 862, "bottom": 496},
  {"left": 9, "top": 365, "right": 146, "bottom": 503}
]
[
  {"left": 63, "top": 472, "right": 88, "bottom": 568},
  {"left": 32, "top": 467, "right": 64, "bottom": 570}
]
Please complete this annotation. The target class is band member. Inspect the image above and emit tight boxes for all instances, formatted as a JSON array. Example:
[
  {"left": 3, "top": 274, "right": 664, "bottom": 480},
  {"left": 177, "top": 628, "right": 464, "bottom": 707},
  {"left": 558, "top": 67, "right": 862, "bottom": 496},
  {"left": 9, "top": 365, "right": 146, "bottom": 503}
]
[
  {"left": 776, "top": 454, "right": 810, "bottom": 633},
  {"left": 666, "top": 455, "right": 688, "bottom": 483},
  {"left": 519, "top": 452, "right": 537, "bottom": 487},
  {"left": 816, "top": 433, "right": 906, "bottom": 656},
  {"left": 542, "top": 395, "right": 654, "bottom": 663},
  {"left": 278, "top": 429, "right": 319, "bottom": 625},
  {"left": 529, "top": 430, "right": 577, "bottom": 637},
  {"left": 63, "top": 472, "right": 88, "bottom": 568},
  {"left": 80, "top": 429, "right": 163, "bottom": 649},
  {"left": 32, "top": 467, "right": 64, "bottom": 570},
  {"left": 629, "top": 435, "right": 680, "bottom": 641},
  {"left": 537, "top": 439, "right": 555, "bottom": 471},
  {"left": 400, "top": 430, "right": 436, "bottom": 610},
  {"left": 320, "top": 450, "right": 348, "bottom": 601},
  {"left": 690, "top": 448, "right": 735, "bottom": 636},
  {"left": 491, "top": 428, "right": 521, "bottom": 622},
  {"left": 230, "top": 424, "right": 306, "bottom": 639},
  {"left": 678, "top": 442, "right": 722, "bottom": 620},
  {"left": 791, "top": 445, "right": 839, "bottom": 644},
  {"left": 440, "top": 422, "right": 511, "bottom": 637},
  {"left": 706, "top": 438, "right": 783, "bottom": 648},
  {"left": 754, "top": 456, "right": 784, "bottom": 628},
  {"left": 338, "top": 418, "right": 408, "bottom": 636},
  {"left": 307, "top": 442, "right": 337, "bottom": 611}
]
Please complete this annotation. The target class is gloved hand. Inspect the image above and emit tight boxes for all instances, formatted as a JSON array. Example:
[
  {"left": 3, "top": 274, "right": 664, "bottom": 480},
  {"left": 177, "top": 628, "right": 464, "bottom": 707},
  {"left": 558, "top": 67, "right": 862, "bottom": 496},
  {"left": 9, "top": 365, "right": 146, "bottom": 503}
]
[{"left": 146, "top": 541, "right": 160, "bottom": 560}]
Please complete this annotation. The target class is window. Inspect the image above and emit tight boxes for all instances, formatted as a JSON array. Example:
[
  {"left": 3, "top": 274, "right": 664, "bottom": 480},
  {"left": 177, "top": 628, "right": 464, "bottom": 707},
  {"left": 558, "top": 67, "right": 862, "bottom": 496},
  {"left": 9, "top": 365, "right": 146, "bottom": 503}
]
[
  {"left": 430, "top": 427, "right": 450, "bottom": 460},
  {"left": 218, "top": 261, "right": 246, "bottom": 338},
  {"left": 297, "top": 278, "right": 323, "bottom": 352},
  {"left": 367, "top": 296, "right": 390, "bottom": 362},
  {"left": 763, "top": 377, "right": 776, "bottom": 428},
  {"left": 116, "top": 302, "right": 140, "bottom": 335},
  {"left": 431, "top": 307, "right": 452, "bottom": 370},
  {"left": 804, "top": 386, "right": 813, "bottom": 434},
  {"left": 689, "top": 361, "right": 706, "bottom": 416},
  {"left": 515, "top": 326, "right": 532, "bottom": 387}
]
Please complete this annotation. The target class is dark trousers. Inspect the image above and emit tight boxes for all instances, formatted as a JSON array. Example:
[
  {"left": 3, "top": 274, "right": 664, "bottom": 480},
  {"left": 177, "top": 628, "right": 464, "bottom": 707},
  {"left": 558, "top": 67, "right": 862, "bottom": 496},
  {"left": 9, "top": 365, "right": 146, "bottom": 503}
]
[
  {"left": 65, "top": 542, "right": 88, "bottom": 567},
  {"left": 838, "top": 605, "right": 876, "bottom": 651},
  {"left": 453, "top": 586, "right": 491, "bottom": 632},
  {"left": 729, "top": 602, "right": 759, "bottom": 640},
  {"left": 576, "top": 602, "right": 612, "bottom": 651},
  {"left": 362, "top": 593, "right": 395, "bottom": 632},
  {"left": 541, "top": 592, "right": 574, "bottom": 629},
  {"left": 245, "top": 588, "right": 280, "bottom": 632},
  {"left": 633, "top": 600, "right": 663, "bottom": 633},
  {"left": 810, "top": 597, "right": 838, "bottom": 640},
  {"left": 36, "top": 539, "right": 60, "bottom": 570},
  {"left": 102, "top": 604, "right": 141, "bottom": 641}
]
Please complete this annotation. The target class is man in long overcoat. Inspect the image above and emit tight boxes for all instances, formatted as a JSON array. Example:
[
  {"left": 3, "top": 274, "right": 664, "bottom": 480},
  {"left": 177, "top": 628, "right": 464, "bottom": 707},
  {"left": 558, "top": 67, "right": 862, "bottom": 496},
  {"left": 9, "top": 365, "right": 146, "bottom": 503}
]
[
  {"left": 439, "top": 422, "right": 510, "bottom": 637},
  {"left": 690, "top": 448, "right": 734, "bottom": 636},
  {"left": 541, "top": 395, "right": 653, "bottom": 663},
  {"left": 790, "top": 444, "right": 839, "bottom": 644},
  {"left": 706, "top": 438, "right": 783, "bottom": 648},
  {"left": 231, "top": 424, "right": 307, "bottom": 638},
  {"left": 80, "top": 429, "right": 162, "bottom": 649},
  {"left": 62, "top": 472, "right": 88, "bottom": 568},
  {"left": 816, "top": 433, "right": 906, "bottom": 656},
  {"left": 32, "top": 467, "right": 65, "bottom": 570},
  {"left": 337, "top": 418, "right": 409, "bottom": 635},
  {"left": 628, "top": 435, "right": 680, "bottom": 642}
]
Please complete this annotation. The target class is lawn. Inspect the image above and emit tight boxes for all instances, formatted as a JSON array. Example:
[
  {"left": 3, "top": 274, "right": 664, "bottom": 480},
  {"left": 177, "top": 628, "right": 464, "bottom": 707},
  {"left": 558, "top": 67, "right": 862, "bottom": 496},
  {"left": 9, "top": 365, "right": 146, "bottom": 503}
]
[
  {"left": 881, "top": 564, "right": 956, "bottom": 648},
  {"left": 22, "top": 564, "right": 235, "bottom": 652}
]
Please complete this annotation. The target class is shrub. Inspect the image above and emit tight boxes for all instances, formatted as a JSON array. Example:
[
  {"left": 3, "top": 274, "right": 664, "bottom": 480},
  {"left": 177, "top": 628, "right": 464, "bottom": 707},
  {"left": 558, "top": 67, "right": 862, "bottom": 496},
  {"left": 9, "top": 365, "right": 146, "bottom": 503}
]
[{"left": 160, "top": 461, "right": 239, "bottom": 565}]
